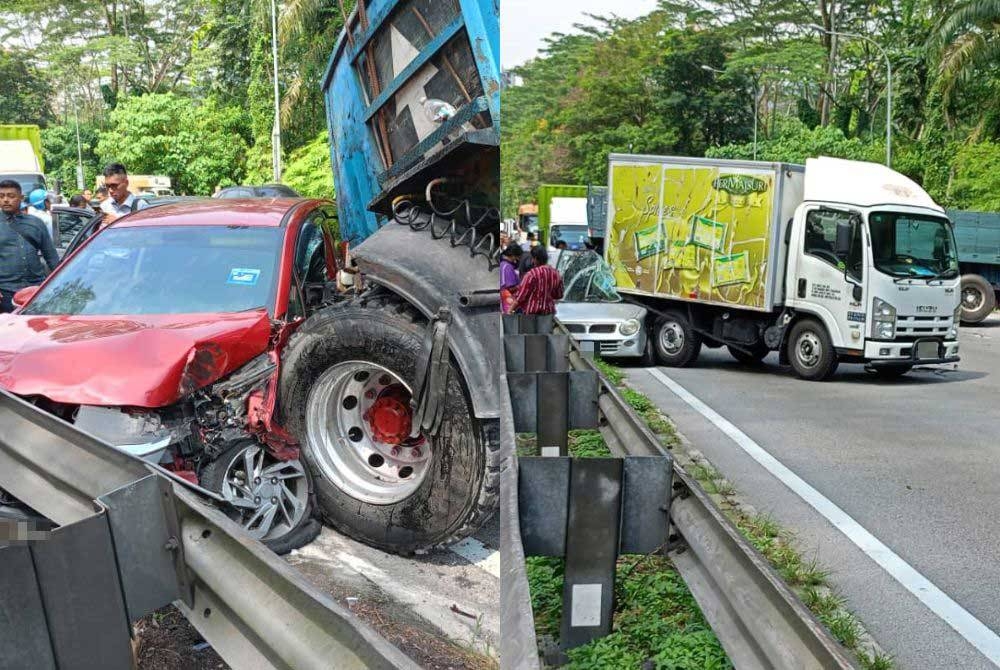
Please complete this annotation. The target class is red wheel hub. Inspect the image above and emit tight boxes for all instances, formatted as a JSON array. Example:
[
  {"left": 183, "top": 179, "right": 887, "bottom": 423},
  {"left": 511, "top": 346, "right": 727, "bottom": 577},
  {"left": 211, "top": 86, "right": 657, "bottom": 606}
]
[{"left": 365, "top": 388, "right": 413, "bottom": 445}]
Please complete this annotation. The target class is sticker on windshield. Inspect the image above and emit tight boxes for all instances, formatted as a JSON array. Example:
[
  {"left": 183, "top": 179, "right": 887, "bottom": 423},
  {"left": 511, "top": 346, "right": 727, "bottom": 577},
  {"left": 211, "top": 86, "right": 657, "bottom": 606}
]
[{"left": 228, "top": 268, "right": 261, "bottom": 286}]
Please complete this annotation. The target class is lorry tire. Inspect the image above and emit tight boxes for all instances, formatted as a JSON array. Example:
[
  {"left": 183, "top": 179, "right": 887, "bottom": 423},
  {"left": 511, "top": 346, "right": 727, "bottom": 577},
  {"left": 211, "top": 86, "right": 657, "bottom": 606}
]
[
  {"left": 279, "top": 292, "right": 499, "bottom": 555},
  {"left": 200, "top": 440, "right": 321, "bottom": 555},
  {"left": 727, "top": 342, "right": 769, "bottom": 364},
  {"left": 787, "top": 319, "right": 838, "bottom": 381},
  {"left": 652, "top": 311, "right": 702, "bottom": 367},
  {"left": 960, "top": 274, "right": 996, "bottom": 324}
]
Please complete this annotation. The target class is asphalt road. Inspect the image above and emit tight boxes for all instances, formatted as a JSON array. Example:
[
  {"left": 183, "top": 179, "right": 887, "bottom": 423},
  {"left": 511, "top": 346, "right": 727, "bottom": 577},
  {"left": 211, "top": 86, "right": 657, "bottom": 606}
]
[{"left": 624, "top": 314, "right": 1000, "bottom": 669}]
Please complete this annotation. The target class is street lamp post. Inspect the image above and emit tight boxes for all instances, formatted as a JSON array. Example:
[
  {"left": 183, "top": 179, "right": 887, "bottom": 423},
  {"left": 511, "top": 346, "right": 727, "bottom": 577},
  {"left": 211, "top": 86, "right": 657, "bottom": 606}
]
[
  {"left": 71, "top": 98, "right": 85, "bottom": 190},
  {"left": 270, "top": 0, "right": 282, "bottom": 182},
  {"left": 808, "top": 24, "right": 892, "bottom": 167},
  {"left": 701, "top": 64, "right": 759, "bottom": 161}
]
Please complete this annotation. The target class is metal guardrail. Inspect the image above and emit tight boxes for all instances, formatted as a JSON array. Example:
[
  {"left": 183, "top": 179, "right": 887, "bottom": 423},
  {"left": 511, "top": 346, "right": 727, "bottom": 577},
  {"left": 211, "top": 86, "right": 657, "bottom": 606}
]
[
  {"left": 565, "top": 336, "right": 859, "bottom": 670},
  {"left": 0, "top": 389, "right": 418, "bottom": 670}
]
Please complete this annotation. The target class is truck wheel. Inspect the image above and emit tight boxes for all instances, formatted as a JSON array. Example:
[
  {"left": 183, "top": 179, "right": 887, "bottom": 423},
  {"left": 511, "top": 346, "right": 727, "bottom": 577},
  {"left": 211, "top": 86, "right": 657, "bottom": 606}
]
[
  {"left": 652, "top": 311, "right": 702, "bottom": 367},
  {"left": 960, "top": 274, "right": 996, "bottom": 324},
  {"left": 200, "top": 440, "right": 321, "bottom": 555},
  {"left": 279, "top": 292, "right": 499, "bottom": 555},
  {"left": 787, "top": 319, "right": 838, "bottom": 381},
  {"left": 727, "top": 342, "right": 769, "bottom": 364}
]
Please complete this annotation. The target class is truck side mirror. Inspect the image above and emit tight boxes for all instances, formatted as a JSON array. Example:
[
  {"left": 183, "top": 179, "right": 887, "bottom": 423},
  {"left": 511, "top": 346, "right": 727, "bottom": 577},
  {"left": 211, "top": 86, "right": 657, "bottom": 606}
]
[{"left": 835, "top": 221, "right": 852, "bottom": 256}]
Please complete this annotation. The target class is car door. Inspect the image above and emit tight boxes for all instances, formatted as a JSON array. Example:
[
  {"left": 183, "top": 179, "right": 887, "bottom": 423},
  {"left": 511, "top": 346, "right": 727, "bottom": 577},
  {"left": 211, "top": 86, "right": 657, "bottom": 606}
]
[{"left": 53, "top": 207, "right": 98, "bottom": 256}]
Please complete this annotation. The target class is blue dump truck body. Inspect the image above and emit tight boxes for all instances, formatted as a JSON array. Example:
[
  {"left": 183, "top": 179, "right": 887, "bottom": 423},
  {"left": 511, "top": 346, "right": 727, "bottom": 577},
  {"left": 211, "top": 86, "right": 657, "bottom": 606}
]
[
  {"left": 948, "top": 210, "right": 1000, "bottom": 323},
  {"left": 293, "top": 0, "right": 500, "bottom": 554},
  {"left": 322, "top": 0, "right": 500, "bottom": 244}
]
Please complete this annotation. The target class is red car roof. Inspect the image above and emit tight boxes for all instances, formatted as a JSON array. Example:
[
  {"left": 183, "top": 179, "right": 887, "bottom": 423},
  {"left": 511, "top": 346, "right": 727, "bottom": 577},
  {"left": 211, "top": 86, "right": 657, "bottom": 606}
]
[{"left": 114, "top": 198, "right": 324, "bottom": 228}]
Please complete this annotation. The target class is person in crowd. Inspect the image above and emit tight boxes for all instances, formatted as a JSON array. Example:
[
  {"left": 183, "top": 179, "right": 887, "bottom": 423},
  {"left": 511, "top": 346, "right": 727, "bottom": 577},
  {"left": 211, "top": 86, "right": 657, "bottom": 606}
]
[
  {"left": 508, "top": 245, "right": 563, "bottom": 316},
  {"left": 82, "top": 188, "right": 93, "bottom": 202},
  {"left": 500, "top": 244, "right": 523, "bottom": 314},
  {"left": 69, "top": 194, "right": 87, "bottom": 208},
  {"left": 93, "top": 186, "right": 109, "bottom": 212},
  {"left": 99, "top": 163, "right": 149, "bottom": 225},
  {"left": 0, "top": 180, "right": 60, "bottom": 313},
  {"left": 26, "top": 189, "right": 55, "bottom": 243},
  {"left": 518, "top": 232, "right": 537, "bottom": 274}
]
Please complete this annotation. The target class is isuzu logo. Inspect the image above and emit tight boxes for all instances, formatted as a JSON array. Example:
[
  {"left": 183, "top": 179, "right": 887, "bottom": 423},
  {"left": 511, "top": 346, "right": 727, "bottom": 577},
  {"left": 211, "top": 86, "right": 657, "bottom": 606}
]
[{"left": 915, "top": 305, "right": 937, "bottom": 313}]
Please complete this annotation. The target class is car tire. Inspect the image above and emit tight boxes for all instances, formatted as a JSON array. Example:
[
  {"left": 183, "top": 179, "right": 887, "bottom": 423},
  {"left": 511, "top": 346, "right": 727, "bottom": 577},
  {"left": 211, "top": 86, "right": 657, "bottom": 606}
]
[
  {"left": 727, "top": 342, "right": 769, "bottom": 364},
  {"left": 652, "top": 311, "right": 702, "bottom": 367},
  {"left": 279, "top": 291, "right": 499, "bottom": 555},
  {"left": 787, "top": 319, "right": 838, "bottom": 381},
  {"left": 200, "top": 440, "right": 321, "bottom": 555},
  {"left": 960, "top": 274, "right": 996, "bottom": 324}
]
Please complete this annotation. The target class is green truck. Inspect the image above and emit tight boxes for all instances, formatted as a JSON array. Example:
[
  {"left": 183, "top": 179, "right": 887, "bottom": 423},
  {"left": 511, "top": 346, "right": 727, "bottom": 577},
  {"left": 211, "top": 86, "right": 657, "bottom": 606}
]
[
  {"left": 537, "top": 183, "right": 589, "bottom": 250},
  {"left": 950, "top": 210, "right": 1000, "bottom": 323}
]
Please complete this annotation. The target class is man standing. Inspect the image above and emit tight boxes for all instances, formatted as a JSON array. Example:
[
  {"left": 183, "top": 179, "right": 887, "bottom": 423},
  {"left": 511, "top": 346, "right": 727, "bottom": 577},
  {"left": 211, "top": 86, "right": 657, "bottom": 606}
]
[
  {"left": 509, "top": 246, "right": 563, "bottom": 316},
  {"left": 0, "top": 180, "right": 60, "bottom": 313},
  {"left": 99, "top": 163, "right": 149, "bottom": 225}
]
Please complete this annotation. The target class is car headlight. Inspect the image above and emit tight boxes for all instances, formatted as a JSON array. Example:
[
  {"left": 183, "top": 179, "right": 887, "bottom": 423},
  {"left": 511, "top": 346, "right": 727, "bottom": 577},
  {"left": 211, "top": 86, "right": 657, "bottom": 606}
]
[
  {"left": 619, "top": 318, "right": 641, "bottom": 336},
  {"left": 872, "top": 298, "right": 896, "bottom": 339}
]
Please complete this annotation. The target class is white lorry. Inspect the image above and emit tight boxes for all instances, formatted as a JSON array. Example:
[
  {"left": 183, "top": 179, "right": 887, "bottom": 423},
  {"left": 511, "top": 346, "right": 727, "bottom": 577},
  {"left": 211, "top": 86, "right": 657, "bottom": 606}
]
[
  {"left": 548, "top": 196, "right": 591, "bottom": 252},
  {"left": 605, "top": 154, "right": 961, "bottom": 380},
  {"left": 0, "top": 139, "right": 46, "bottom": 196}
]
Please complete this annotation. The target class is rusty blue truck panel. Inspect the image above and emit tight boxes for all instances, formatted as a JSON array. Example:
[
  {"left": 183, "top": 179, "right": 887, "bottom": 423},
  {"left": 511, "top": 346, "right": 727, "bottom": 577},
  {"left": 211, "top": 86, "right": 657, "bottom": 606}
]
[{"left": 322, "top": 0, "right": 500, "bottom": 245}]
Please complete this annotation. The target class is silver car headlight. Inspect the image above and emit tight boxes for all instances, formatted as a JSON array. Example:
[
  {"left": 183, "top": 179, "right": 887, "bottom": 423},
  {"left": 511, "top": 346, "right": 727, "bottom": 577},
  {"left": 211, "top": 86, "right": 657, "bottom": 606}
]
[
  {"left": 619, "top": 318, "right": 641, "bottom": 336},
  {"left": 872, "top": 298, "right": 896, "bottom": 339}
]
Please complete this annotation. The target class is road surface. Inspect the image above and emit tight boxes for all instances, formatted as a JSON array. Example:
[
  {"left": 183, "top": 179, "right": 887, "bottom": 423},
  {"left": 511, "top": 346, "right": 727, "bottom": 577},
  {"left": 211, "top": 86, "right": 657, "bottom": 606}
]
[{"left": 624, "top": 315, "right": 1000, "bottom": 669}]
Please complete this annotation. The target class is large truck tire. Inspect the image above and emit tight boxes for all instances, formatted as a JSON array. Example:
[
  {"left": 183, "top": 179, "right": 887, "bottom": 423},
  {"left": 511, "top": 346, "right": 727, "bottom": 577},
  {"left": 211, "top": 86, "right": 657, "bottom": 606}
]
[
  {"left": 787, "top": 319, "right": 839, "bottom": 381},
  {"left": 279, "top": 292, "right": 499, "bottom": 555},
  {"left": 652, "top": 311, "right": 702, "bottom": 367},
  {"left": 960, "top": 274, "right": 996, "bottom": 324},
  {"left": 727, "top": 342, "right": 769, "bottom": 365}
]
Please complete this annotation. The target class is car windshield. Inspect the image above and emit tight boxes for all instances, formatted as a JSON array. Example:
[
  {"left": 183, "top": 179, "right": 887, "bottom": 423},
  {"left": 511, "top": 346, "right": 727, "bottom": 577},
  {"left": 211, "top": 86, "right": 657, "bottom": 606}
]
[
  {"left": 868, "top": 212, "right": 959, "bottom": 279},
  {"left": 550, "top": 225, "right": 590, "bottom": 250},
  {"left": 23, "top": 225, "right": 283, "bottom": 316},
  {"left": 555, "top": 250, "right": 621, "bottom": 302}
]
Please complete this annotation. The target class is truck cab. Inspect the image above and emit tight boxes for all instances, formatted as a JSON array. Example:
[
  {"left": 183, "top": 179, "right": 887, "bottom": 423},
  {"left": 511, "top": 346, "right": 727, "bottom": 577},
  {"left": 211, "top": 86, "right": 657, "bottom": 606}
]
[{"left": 784, "top": 158, "right": 961, "bottom": 378}]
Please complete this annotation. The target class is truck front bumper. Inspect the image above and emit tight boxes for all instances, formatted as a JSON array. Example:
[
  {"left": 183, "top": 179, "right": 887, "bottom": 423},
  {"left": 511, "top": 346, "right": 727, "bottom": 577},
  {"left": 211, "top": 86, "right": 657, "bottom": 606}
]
[{"left": 863, "top": 339, "right": 960, "bottom": 365}]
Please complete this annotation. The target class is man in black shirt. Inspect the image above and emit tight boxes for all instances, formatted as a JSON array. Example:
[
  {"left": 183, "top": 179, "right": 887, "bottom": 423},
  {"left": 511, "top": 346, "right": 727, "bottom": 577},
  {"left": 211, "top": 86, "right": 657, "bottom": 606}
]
[{"left": 0, "top": 180, "right": 60, "bottom": 313}]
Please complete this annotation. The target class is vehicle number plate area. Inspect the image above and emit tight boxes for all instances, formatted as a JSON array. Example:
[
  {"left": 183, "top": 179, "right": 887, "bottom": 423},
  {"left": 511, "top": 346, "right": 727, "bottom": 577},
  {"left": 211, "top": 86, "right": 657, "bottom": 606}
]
[{"left": 916, "top": 341, "right": 939, "bottom": 360}]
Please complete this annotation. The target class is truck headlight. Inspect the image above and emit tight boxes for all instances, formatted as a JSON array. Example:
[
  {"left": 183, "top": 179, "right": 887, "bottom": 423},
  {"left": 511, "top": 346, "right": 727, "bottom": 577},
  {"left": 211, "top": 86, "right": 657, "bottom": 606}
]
[
  {"left": 619, "top": 319, "right": 641, "bottom": 336},
  {"left": 872, "top": 298, "right": 896, "bottom": 339}
]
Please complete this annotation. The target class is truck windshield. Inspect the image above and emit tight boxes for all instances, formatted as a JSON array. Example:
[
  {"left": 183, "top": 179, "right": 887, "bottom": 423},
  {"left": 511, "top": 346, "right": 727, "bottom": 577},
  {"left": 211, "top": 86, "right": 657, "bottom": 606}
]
[
  {"left": 550, "top": 225, "right": 590, "bottom": 250},
  {"left": 7, "top": 173, "right": 46, "bottom": 196},
  {"left": 23, "top": 225, "right": 283, "bottom": 316},
  {"left": 868, "top": 212, "right": 958, "bottom": 279}
]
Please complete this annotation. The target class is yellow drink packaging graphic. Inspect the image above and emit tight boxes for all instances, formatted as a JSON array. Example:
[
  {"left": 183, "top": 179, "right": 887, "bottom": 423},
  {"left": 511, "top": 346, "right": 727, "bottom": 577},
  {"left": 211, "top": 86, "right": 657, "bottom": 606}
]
[
  {"left": 607, "top": 160, "right": 775, "bottom": 308},
  {"left": 713, "top": 252, "right": 750, "bottom": 286}
]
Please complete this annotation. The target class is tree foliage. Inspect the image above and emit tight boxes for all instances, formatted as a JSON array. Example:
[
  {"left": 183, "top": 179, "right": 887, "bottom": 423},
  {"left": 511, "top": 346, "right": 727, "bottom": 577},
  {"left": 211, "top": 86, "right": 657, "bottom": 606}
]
[
  {"left": 0, "top": 49, "right": 54, "bottom": 126},
  {"left": 503, "top": 0, "right": 1000, "bottom": 215}
]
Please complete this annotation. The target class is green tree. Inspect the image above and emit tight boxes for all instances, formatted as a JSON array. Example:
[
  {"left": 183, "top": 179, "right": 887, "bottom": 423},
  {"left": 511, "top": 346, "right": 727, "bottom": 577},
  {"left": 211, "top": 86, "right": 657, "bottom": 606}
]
[
  {"left": 0, "top": 50, "right": 54, "bottom": 126},
  {"left": 96, "top": 93, "right": 250, "bottom": 194}
]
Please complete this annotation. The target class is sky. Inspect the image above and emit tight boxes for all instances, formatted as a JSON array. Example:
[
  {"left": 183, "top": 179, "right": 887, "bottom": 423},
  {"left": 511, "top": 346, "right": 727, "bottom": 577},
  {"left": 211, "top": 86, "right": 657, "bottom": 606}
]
[{"left": 500, "top": 0, "right": 659, "bottom": 70}]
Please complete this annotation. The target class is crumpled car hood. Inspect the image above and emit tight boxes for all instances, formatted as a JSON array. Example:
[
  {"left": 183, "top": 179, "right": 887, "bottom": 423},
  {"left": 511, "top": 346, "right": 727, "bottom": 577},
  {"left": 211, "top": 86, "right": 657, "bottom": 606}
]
[{"left": 0, "top": 310, "right": 272, "bottom": 407}]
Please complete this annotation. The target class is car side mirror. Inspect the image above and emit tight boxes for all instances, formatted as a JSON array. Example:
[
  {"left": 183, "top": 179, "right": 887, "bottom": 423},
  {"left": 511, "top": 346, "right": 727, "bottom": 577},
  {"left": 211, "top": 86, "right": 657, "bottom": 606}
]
[{"left": 12, "top": 286, "right": 39, "bottom": 308}]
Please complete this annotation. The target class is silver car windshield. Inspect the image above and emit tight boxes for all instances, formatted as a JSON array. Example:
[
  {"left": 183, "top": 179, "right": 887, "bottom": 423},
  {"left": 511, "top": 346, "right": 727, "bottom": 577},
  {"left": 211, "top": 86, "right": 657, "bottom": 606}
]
[{"left": 555, "top": 250, "right": 621, "bottom": 302}]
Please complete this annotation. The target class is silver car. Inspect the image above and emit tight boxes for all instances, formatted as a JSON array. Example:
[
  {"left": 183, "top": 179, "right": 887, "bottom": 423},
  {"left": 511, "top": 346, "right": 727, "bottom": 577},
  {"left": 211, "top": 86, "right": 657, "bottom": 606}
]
[{"left": 556, "top": 301, "right": 648, "bottom": 359}]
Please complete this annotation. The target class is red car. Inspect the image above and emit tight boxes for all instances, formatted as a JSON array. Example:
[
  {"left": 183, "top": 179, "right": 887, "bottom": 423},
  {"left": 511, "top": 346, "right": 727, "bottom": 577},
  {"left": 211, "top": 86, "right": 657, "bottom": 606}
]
[{"left": 0, "top": 199, "right": 344, "bottom": 552}]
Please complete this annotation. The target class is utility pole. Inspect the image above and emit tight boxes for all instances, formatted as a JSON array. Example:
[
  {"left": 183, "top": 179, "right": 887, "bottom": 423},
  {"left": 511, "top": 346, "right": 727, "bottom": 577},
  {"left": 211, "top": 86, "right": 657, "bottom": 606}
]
[
  {"left": 72, "top": 98, "right": 84, "bottom": 190},
  {"left": 271, "top": 0, "right": 282, "bottom": 182}
]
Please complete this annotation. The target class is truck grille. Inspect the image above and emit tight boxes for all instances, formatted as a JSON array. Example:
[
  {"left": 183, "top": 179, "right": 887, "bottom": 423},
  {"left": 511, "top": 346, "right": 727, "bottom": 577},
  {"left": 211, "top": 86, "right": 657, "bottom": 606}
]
[{"left": 895, "top": 315, "right": 951, "bottom": 338}]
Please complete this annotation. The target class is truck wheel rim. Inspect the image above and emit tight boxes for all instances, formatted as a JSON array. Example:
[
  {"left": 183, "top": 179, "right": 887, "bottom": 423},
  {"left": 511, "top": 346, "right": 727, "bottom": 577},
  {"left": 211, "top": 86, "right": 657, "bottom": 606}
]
[
  {"left": 306, "top": 361, "right": 430, "bottom": 505},
  {"left": 219, "top": 444, "right": 308, "bottom": 541},
  {"left": 659, "top": 321, "right": 685, "bottom": 354},
  {"left": 796, "top": 332, "right": 822, "bottom": 369},
  {"left": 963, "top": 286, "right": 983, "bottom": 311}
]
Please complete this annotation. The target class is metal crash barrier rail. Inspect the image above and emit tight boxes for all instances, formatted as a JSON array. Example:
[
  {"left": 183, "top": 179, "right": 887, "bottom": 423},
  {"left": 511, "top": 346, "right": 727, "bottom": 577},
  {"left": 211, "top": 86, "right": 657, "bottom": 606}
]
[
  {"left": 501, "top": 314, "right": 859, "bottom": 670},
  {"left": 0, "top": 389, "right": 417, "bottom": 670}
]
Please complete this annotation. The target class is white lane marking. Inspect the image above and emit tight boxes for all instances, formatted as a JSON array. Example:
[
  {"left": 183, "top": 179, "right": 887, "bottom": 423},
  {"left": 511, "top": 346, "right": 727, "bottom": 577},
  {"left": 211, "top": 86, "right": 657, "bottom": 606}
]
[
  {"left": 449, "top": 537, "right": 501, "bottom": 579},
  {"left": 646, "top": 367, "right": 1000, "bottom": 666}
]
